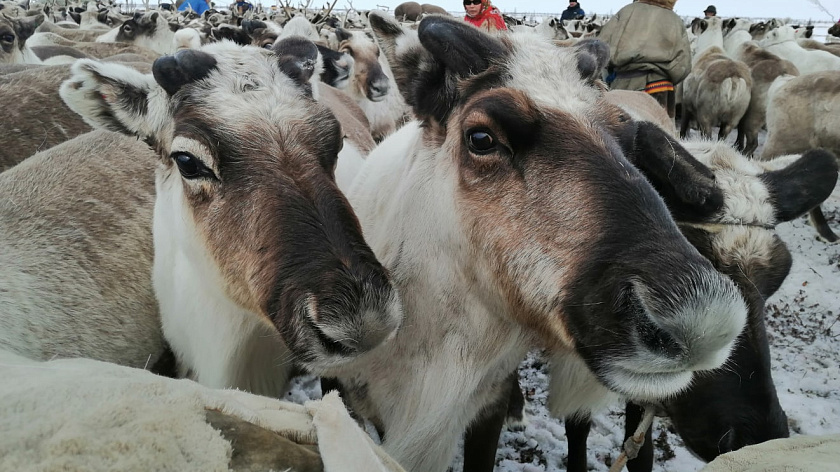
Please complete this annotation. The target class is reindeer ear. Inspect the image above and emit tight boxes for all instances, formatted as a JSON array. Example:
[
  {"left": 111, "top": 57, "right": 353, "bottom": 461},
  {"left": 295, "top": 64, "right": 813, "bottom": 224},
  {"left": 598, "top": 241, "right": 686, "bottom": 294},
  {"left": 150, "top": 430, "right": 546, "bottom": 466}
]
[
  {"left": 152, "top": 49, "right": 218, "bottom": 96},
  {"left": 59, "top": 59, "right": 164, "bottom": 140},
  {"left": 368, "top": 11, "right": 506, "bottom": 124},
  {"left": 317, "top": 44, "right": 352, "bottom": 87},
  {"left": 334, "top": 27, "right": 352, "bottom": 42},
  {"left": 622, "top": 122, "right": 724, "bottom": 221},
  {"left": 573, "top": 39, "right": 609, "bottom": 82},
  {"left": 272, "top": 36, "right": 319, "bottom": 97},
  {"left": 761, "top": 149, "right": 839, "bottom": 222},
  {"left": 12, "top": 14, "right": 43, "bottom": 44},
  {"left": 241, "top": 18, "right": 266, "bottom": 36}
]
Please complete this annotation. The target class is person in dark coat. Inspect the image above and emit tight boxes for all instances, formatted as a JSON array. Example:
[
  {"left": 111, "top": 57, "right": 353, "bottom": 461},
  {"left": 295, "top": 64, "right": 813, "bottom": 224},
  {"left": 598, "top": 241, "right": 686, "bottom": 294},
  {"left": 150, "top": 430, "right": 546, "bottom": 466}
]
[{"left": 560, "top": 0, "right": 585, "bottom": 20}]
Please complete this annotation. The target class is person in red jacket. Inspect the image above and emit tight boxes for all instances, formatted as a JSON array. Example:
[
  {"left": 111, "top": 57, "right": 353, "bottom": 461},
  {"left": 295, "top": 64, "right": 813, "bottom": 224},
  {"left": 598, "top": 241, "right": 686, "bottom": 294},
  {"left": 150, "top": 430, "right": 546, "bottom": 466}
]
[{"left": 463, "top": 0, "right": 507, "bottom": 32}]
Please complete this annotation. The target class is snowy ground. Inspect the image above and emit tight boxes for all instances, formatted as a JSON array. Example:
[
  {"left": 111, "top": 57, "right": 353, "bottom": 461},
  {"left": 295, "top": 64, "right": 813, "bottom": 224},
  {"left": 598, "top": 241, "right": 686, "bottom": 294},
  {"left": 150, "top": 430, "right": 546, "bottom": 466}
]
[{"left": 282, "top": 134, "right": 840, "bottom": 471}]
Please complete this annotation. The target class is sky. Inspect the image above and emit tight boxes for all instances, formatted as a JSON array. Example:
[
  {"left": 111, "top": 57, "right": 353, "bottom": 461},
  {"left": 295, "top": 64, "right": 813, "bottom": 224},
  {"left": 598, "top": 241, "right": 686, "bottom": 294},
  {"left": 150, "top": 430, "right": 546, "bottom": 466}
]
[{"left": 336, "top": 0, "right": 838, "bottom": 22}]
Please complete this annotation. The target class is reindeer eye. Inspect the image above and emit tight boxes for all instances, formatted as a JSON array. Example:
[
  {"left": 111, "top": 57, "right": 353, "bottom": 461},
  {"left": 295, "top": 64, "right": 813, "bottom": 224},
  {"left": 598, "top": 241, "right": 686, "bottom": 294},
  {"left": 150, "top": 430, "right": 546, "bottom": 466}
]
[
  {"left": 171, "top": 152, "right": 215, "bottom": 180},
  {"left": 123, "top": 25, "right": 133, "bottom": 33},
  {"left": 466, "top": 130, "right": 496, "bottom": 154},
  {"left": 0, "top": 34, "right": 14, "bottom": 43}
]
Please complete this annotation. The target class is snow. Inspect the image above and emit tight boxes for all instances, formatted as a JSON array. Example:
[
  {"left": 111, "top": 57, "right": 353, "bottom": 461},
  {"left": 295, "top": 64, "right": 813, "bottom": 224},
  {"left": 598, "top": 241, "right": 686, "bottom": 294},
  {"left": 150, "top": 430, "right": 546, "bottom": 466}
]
[{"left": 282, "top": 133, "right": 840, "bottom": 471}]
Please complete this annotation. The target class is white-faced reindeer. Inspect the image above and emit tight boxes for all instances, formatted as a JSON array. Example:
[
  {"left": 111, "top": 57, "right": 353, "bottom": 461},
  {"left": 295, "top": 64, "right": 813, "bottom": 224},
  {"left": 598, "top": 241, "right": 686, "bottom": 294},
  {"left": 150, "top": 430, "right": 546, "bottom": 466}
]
[
  {"left": 325, "top": 12, "right": 748, "bottom": 472},
  {"left": 49, "top": 41, "right": 402, "bottom": 396},
  {"left": 96, "top": 12, "right": 175, "bottom": 55}
]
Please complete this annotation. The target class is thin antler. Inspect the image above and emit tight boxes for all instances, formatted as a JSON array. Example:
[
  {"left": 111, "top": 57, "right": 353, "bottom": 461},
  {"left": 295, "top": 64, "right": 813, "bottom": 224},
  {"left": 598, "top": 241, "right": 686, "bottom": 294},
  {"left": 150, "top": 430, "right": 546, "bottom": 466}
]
[
  {"left": 281, "top": 0, "right": 293, "bottom": 19},
  {"left": 341, "top": 0, "right": 355, "bottom": 28},
  {"left": 313, "top": 0, "right": 337, "bottom": 30}
]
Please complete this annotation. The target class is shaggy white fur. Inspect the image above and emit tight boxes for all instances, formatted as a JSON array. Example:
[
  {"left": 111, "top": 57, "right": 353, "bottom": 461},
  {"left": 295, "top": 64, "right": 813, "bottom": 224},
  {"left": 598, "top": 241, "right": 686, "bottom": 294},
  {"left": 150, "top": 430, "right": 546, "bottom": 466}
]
[
  {"left": 0, "top": 349, "right": 403, "bottom": 472},
  {"left": 702, "top": 434, "right": 840, "bottom": 471}
]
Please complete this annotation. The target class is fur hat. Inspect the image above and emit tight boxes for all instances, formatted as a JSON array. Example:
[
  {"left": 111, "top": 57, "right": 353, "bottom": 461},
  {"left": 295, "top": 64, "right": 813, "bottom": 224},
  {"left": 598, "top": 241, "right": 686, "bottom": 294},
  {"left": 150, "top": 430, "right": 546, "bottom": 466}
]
[{"left": 704, "top": 5, "right": 717, "bottom": 14}]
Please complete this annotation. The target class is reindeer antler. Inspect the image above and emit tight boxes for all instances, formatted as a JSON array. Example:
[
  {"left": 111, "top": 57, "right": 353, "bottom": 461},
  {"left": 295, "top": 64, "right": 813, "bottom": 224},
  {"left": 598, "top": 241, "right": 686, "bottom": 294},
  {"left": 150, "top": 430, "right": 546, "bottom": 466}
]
[
  {"left": 281, "top": 0, "right": 292, "bottom": 19},
  {"left": 313, "top": 0, "right": 337, "bottom": 31}
]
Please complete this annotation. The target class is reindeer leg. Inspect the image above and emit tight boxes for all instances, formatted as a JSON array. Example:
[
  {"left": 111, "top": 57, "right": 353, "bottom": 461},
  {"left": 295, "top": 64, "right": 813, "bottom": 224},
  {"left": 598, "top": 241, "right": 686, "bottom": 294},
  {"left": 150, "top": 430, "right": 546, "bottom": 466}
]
[
  {"left": 809, "top": 205, "right": 839, "bottom": 243},
  {"left": 505, "top": 372, "right": 527, "bottom": 430},
  {"left": 679, "top": 109, "right": 691, "bottom": 139},
  {"left": 462, "top": 371, "right": 519, "bottom": 472},
  {"left": 565, "top": 415, "right": 591, "bottom": 472},
  {"left": 624, "top": 402, "right": 655, "bottom": 472}
]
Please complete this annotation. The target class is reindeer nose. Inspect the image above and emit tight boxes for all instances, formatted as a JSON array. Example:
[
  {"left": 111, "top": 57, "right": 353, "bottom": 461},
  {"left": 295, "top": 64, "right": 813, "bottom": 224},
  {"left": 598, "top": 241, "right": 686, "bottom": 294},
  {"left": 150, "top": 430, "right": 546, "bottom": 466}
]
[
  {"left": 367, "top": 79, "right": 390, "bottom": 100},
  {"left": 315, "top": 312, "right": 397, "bottom": 357},
  {"left": 356, "top": 314, "right": 398, "bottom": 352}
]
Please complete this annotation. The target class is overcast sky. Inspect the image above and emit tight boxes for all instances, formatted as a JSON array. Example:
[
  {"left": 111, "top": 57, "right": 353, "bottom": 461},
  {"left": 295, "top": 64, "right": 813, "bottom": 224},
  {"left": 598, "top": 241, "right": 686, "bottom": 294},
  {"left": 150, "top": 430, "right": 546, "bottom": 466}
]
[{"left": 337, "top": 0, "right": 837, "bottom": 21}]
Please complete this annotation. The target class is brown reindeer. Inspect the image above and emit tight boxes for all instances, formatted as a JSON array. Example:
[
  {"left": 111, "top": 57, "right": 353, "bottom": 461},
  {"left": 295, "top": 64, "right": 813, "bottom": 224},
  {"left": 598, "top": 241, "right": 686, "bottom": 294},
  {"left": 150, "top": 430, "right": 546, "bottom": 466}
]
[
  {"left": 462, "top": 94, "right": 838, "bottom": 472},
  {"left": 0, "top": 62, "right": 151, "bottom": 172},
  {"left": 734, "top": 41, "right": 799, "bottom": 157},
  {"left": 55, "top": 40, "right": 402, "bottom": 396},
  {"left": 333, "top": 27, "right": 410, "bottom": 141},
  {"left": 327, "top": 13, "right": 748, "bottom": 472}
]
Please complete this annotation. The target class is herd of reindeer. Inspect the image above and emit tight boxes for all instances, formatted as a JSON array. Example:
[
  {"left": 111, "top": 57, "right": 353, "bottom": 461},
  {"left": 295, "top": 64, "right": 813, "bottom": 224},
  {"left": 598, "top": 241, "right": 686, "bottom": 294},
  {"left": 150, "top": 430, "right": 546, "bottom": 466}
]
[{"left": 1, "top": 0, "right": 839, "bottom": 470}]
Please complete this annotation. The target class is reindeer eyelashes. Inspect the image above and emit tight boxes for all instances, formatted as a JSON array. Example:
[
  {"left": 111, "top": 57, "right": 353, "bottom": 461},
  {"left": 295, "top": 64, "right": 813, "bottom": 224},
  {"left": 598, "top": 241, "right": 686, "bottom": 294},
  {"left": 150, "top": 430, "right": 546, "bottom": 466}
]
[{"left": 170, "top": 152, "right": 217, "bottom": 181}]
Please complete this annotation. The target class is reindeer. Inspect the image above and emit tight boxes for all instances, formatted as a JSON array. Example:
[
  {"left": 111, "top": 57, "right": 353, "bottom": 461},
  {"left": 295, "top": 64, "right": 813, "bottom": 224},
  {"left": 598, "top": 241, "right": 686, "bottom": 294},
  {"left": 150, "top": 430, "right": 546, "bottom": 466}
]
[
  {"left": 96, "top": 11, "right": 175, "bottom": 55},
  {"left": 557, "top": 139, "right": 838, "bottom": 472},
  {"left": 0, "top": 130, "right": 166, "bottom": 370},
  {"left": 460, "top": 93, "right": 838, "bottom": 472},
  {"left": 333, "top": 27, "right": 410, "bottom": 142},
  {"left": 734, "top": 41, "right": 799, "bottom": 157},
  {"left": 0, "top": 62, "right": 151, "bottom": 172},
  {"left": 0, "top": 13, "right": 43, "bottom": 64},
  {"left": 49, "top": 40, "right": 402, "bottom": 397},
  {"left": 681, "top": 16, "right": 751, "bottom": 140},
  {"left": 323, "top": 13, "right": 748, "bottom": 472}
]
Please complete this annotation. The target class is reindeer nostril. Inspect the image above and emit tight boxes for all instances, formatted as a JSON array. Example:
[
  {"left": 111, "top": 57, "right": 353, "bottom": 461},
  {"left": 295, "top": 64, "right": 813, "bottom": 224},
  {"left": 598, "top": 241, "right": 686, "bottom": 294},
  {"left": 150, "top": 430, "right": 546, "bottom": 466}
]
[
  {"left": 312, "top": 322, "right": 358, "bottom": 356},
  {"left": 638, "top": 322, "right": 684, "bottom": 358},
  {"left": 625, "top": 289, "right": 685, "bottom": 358},
  {"left": 368, "top": 80, "right": 389, "bottom": 97}
]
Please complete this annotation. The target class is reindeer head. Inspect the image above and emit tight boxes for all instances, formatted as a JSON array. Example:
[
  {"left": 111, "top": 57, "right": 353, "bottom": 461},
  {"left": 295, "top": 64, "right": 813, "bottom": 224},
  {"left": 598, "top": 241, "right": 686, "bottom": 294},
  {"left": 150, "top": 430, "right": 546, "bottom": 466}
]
[
  {"left": 97, "top": 11, "right": 174, "bottom": 55},
  {"left": 59, "top": 41, "right": 402, "bottom": 373},
  {"left": 656, "top": 142, "right": 838, "bottom": 460},
  {"left": 368, "top": 12, "right": 747, "bottom": 401},
  {"left": 335, "top": 28, "right": 390, "bottom": 102},
  {"left": 0, "top": 13, "right": 42, "bottom": 64}
]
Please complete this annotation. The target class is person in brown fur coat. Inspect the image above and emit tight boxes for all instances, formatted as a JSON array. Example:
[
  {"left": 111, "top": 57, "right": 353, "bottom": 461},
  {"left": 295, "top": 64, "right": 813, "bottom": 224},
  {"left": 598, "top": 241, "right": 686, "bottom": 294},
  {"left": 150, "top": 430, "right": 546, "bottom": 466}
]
[{"left": 597, "top": 0, "right": 691, "bottom": 118}]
